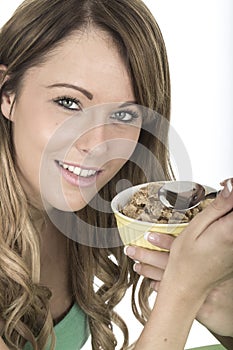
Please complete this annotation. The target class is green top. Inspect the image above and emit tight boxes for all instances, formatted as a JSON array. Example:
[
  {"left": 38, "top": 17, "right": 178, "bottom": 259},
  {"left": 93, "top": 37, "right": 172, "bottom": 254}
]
[
  {"left": 22, "top": 303, "right": 225, "bottom": 350},
  {"left": 23, "top": 303, "right": 90, "bottom": 350}
]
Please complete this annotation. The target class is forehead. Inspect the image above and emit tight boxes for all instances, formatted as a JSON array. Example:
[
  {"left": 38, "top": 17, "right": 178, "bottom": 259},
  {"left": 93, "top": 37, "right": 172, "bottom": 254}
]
[{"left": 23, "top": 29, "right": 134, "bottom": 103}]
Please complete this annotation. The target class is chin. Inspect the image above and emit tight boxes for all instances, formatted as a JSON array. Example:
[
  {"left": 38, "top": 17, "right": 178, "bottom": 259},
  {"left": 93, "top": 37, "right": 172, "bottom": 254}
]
[
  {"left": 43, "top": 196, "right": 89, "bottom": 212},
  {"left": 40, "top": 172, "right": 111, "bottom": 213},
  {"left": 55, "top": 201, "right": 88, "bottom": 212},
  {"left": 42, "top": 188, "right": 98, "bottom": 212}
]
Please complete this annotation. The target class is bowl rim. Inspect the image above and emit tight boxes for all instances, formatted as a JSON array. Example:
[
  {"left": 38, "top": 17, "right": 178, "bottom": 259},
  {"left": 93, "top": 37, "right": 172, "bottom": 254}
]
[{"left": 111, "top": 181, "right": 216, "bottom": 227}]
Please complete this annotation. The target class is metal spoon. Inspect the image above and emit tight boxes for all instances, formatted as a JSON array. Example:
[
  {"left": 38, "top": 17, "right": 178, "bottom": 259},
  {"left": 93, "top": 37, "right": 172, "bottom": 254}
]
[{"left": 158, "top": 181, "right": 218, "bottom": 211}]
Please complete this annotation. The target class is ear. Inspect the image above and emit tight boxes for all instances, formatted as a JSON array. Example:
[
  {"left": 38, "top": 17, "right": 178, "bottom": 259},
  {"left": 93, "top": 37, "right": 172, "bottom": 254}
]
[{"left": 0, "top": 64, "right": 16, "bottom": 121}]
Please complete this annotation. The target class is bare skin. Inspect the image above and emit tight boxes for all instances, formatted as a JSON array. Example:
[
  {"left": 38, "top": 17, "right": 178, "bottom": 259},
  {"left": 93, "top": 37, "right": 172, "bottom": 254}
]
[
  {"left": 39, "top": 219, "right": 73, "bottom": 324},
  {"left": 0, "top": 338, "right": 9, "bottom": 350}
]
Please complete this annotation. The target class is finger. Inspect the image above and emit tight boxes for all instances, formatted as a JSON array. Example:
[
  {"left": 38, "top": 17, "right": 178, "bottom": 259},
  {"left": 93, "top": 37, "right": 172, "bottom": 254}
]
[
  {"left": 133, "top": 262, "right": 164, "bottom": 281},
  {"left": 144, "top": 231, "right": 175, "bottom": 250},
  {"left": 202, "top": 208, "right": 233, "bottom": 245},
  {"left": 124, "top": 245, "right": 169, "bottom": 269},
  {"left": 220, "top": 177, "right": 232, "bottom": 187},
  {"left": 184, "top": 178, "right": 233, "bottom": 238}
]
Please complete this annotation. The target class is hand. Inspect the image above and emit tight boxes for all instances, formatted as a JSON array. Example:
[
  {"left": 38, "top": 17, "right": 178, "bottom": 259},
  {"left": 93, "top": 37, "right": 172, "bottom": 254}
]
[
  {"left": 126, "top": 238, "right": 233, "bottom": 339},
  {"left": 132, "top": 179, "right": 233, "bottom": 350},
  {"left": 165, "top": 179, "right": 233, "bottom": 295},
  {"left": 125, "top": 178, "right": 233, "bottom": 335},
  {"left": 124, "top": 232, "right": 174, "bottom": 290},
  {"left": 125, "top": 232, "right": 233, "bottom": 340},
  {"left": 125, "top": 179, "right": 233, "bottom": 290},
  {"left": 196, "top": 278, "right": 233, "bottom": 337}
]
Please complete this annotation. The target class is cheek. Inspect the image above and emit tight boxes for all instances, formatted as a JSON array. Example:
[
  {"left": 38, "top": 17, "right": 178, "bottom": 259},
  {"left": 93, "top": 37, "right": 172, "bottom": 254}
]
[
  {"left": 103, "top": 159, "right": 129, "bottom": 183},
  {"left": 109, "top": 125, "right": 141, "bottom": 159},
  {"left": 12, "top": 102, "right": 63, "bottom": 158},
  {"left": 13, "top": 121, "right": 52, "bottom": 174},
  {"left": 12, "top": 108, "right": 62, "bottom": 194},
  {"left": 105, "top": 126, "right": 141, "bottom": 176}
]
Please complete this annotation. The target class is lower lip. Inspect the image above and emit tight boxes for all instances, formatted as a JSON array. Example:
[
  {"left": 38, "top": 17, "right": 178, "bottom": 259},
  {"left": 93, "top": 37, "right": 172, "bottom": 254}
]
[{"left": 56, "top": 163, "right": 100, "bottom": 188}]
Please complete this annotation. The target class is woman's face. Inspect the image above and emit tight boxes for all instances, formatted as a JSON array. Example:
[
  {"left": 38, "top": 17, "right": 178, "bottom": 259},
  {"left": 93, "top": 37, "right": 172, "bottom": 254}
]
[{"left": 1, "top": 29, "right": 141, "bottom": 211}]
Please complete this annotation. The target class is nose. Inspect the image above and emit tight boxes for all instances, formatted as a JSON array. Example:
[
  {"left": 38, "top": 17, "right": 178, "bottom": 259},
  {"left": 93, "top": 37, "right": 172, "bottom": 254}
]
[{"left": 75, "top": 125, "right": 109, "bottom": 156}]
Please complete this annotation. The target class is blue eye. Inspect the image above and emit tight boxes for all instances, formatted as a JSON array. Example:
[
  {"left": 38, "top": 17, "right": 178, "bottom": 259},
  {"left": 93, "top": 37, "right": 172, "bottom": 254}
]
[
  {"left": 110, "top": 110, "right": 140, "bottom": 123},
  {"left": 54, "top": 96, "right": 82, "bottom": 111}
]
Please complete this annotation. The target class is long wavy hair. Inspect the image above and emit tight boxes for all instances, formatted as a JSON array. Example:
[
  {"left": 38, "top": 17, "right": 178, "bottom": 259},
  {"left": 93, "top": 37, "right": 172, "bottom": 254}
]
[{"left": 0, "top": 0, "right": 172, "bottom": 349}]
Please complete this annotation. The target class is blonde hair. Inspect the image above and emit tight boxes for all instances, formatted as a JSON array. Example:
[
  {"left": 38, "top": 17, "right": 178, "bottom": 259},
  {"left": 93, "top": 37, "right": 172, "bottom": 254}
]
[{"left": 0, "top": 0, "right": 172, "bottom": 348}]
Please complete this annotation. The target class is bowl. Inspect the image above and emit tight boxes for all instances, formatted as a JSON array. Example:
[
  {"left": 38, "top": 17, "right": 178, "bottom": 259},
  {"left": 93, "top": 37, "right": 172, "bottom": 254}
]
[{"left": 111, "top": 181, "right": 215, "bottom": 251}]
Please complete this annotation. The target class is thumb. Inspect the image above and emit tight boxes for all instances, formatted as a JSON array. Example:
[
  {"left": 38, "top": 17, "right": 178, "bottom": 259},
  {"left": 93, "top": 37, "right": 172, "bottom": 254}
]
[{"left": 186, "top": 178, "right": 233, "bottom": 237}]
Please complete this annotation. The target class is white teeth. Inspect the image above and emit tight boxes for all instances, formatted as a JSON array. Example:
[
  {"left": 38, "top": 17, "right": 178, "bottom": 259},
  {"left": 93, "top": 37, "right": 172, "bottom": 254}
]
[
  {"left": 59, "top": 161, "right": 97, "bottom": 177},
  {"left": 73, "top": 167, "right": 81, "bottom": 176},
  {"left": 68, "top": 166, "right": 74, "bottom": 172},
  {"left": 80, "top": 169, "right": 89, "bottom": 177},
  {"left": 89, "top": 170, "right": 96, "bottom": 176}
]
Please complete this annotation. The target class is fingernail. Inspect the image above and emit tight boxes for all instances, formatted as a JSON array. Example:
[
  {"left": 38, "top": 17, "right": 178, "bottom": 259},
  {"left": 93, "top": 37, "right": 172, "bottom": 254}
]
[
  {"left": 221, "top": 178, "right": 233, "bottom": 198},
  {"left": 144, "top": 231, "right": 159, "bottom": 244},
  {"left": 124, "top": 245, "right": 136, "bottom": 257},
  {"left": 144, "top": 231, "right": 150, "bottom": 241},
  {"left": 133, "top": 262, "right": 140, "bottom": 273}
]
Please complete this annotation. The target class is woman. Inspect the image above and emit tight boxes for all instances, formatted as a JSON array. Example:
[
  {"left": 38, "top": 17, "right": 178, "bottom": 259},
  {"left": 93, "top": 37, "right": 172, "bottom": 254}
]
[{"left": 0, "top": 0, "right": 232, "bottom": 349}]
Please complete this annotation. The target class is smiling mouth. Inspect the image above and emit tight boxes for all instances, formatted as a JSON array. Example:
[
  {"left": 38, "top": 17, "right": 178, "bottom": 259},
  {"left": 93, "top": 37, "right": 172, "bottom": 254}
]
[{"left": 56, "top": 160, "right": 102, "bottom": 178}]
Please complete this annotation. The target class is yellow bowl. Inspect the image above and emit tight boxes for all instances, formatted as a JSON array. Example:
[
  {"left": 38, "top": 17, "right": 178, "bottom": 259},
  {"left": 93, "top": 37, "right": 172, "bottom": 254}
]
[{"left": 111, "top": 181, "right": 215, "bottom": 251}]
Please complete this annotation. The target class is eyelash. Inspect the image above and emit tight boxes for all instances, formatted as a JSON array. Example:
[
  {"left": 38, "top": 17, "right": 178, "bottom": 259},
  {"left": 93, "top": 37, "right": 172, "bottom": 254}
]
[
  {"left": 53, "top": 96, "right": 140, "bottom": 123},
  {"left": 53, "top": 95, "right": 82, "bottom": 111},
  {"left": 110, "top": 109, "right": 140, "bottom": 123}
]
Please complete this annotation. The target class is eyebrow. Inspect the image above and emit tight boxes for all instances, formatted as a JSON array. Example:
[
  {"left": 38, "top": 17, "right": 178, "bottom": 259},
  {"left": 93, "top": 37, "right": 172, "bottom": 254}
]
[
  {"left": 119, "top": 101, "right": 137, "bottom": 108},
  {"left": 46, "top": 83, "right": 137, "bottom": 107},
  {"left": 46, "top": 83, "right": 93, "bottom": 100}
]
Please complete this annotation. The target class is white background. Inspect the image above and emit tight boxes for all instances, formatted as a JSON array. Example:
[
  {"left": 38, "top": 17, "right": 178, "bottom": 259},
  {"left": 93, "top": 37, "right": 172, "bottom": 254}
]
[
  {"left": 143, "top": 0, "right": 233, "bottom": 190},
  {"left": 1, "top": 0, "right": 232, "bottom": 348}
]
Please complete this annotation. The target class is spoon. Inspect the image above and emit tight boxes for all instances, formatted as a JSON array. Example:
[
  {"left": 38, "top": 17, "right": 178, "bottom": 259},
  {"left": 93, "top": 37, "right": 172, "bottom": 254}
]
[{"left": 158, "top": 181, "right": 219, "bottom": 211}]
